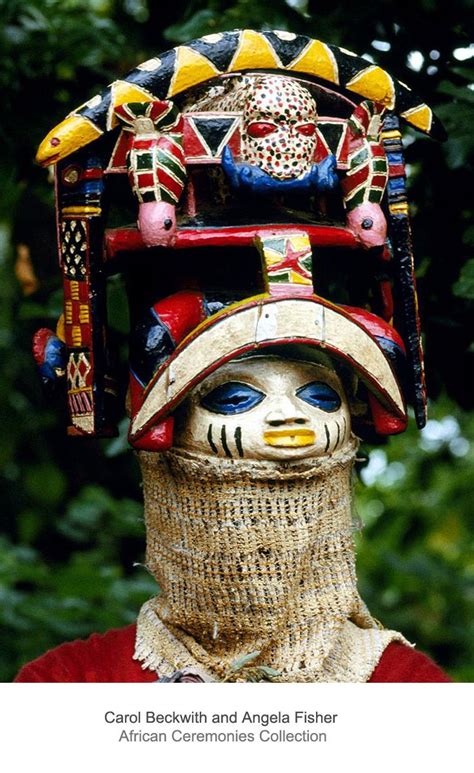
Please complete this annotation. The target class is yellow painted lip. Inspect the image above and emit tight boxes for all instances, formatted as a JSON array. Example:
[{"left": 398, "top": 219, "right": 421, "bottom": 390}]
[{"left": 263, "top": 429, "right": 315, "bottom": 447}]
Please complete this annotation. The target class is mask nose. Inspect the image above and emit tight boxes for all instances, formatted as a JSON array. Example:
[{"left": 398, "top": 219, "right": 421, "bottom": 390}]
[
  {"left": 264, "top": 395, "right": 309, "bottom": 426},
  {"left": 277, "top": 130, "right": 291, "bottom": 147}
]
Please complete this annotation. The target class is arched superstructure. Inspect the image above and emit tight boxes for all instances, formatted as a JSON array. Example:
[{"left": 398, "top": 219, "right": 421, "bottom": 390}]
[{"left": 36, "top": 29, "right": 444, "bottom": 166}]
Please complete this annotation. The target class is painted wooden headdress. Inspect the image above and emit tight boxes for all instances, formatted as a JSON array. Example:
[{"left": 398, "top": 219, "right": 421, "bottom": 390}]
[{"left": 32, "top": 29, "right": 445, "bottom": 447}]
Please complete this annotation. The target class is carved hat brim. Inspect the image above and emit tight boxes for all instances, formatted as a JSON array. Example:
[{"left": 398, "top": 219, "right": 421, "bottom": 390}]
[{"left": 130, "top": 294, "right": 406, "bottom": 441}]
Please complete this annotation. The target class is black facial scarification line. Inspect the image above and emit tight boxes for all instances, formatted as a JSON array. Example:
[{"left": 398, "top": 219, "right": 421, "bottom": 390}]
[
  {"left": 207, "top": 424, "right": 218, "bottom": 454},
  {"left": 335, "top": 420, "right": 341, "bottom": 450},
  {"left": 221, "top": 425, "right": 233, "bottom": 458},
  {"left": 324, "top": 423, "right": 331, "bottom": 453},
  {"left": 234, "top": 426, "right": 244, "bottom": 458},
  {"left": 342, "top": 415, "right": 347, "bottom": 441}
]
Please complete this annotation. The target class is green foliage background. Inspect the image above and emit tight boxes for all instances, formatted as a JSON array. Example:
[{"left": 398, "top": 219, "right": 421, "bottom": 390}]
[{"left": 0, "top": 0, "right": 472, "bottom": 682}]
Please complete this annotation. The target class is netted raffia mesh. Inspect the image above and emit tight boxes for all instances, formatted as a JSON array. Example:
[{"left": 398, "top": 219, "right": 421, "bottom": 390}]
[{"left": 134, "top": 438, "right": 407, "bottom": 682}]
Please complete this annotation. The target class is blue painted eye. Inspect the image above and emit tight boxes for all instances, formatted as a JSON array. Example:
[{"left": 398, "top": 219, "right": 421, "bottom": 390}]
[
  {"left": 296, "top": 381, "right": 341, "bottom": 412},
  {"left": 200, "top": 382, "right": 265, "bottom": 415}
]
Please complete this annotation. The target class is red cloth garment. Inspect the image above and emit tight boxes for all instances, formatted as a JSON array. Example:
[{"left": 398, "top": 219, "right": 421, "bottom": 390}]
[{"left": 14, "top": 625, "right": 451, "bottom": 683}]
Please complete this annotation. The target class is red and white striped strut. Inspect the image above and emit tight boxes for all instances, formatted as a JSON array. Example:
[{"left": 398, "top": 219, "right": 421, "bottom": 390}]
[{"left": 114, "top": 100, "right": 187, "bottom": 247}]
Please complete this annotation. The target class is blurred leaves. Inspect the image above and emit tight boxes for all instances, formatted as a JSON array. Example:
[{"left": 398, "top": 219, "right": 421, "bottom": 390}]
[
  {"left": 356, "top": 397, "right": 474, "bottom": 681},
  {"left": 453, "top": 259, "right": 474, "bottom": 299},
  {"left": 163, "top": 0, "right": 306, "bottom": 42},
  {"left": 0, "top": 531, "right": 157, "bottom": 681}
]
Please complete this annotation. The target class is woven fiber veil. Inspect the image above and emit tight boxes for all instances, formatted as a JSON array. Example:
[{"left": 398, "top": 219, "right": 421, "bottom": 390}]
[{"left": 135, "top": 438, "right": 406, "bottom": 681}]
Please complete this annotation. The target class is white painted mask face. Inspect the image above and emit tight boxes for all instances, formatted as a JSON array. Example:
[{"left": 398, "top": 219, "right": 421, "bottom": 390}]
[
  {"left": 241, "top": 76, "right": 318, "bottom": 180},
  {"left": 173, "top": 357, "right": 351, "bottom": 461}
]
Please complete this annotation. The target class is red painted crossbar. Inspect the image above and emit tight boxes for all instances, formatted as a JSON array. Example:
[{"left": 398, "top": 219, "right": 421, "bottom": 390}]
[{"left": 105, "top": 223, "right": 360, "bottom": 259}]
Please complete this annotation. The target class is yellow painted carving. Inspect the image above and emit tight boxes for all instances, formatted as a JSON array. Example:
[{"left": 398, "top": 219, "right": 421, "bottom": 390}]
[
  {"left": 65, "top": 300, "right": 73, "bottom": 325},
  {"left": 36, "top": 115, "right": 102, "bottom": 166},
  {"left": 229, "top": 29, "right": 281, "bottom": 71},
  {"left": 400, "top": 104, "right": 432, "bottom": 133},
  {"left": 264, "top": 428, "right": 316, "bottom": 447},
  {"left": 71, "top": 326, "right": 82, "bottom": 346},
  {"left": 79, "top": 305, "right": 90, "bottom": 323},
  {"left": 290, "top": 270, "right": 312, "bottom": 285},
  {"left": 389, "top": 202, "right": 409, "bottom": 215},
  {"left": 291, "top": 234, "right": 311, "bottom": 250},
  {"left": 263, "top": 251, "right": 282, "bottom": 268},
  {"left": 69, "top": 282, "right": 80, "bottom": 301},
  {"left": 107, "top": 81, "right": 155, "bottom": 129},
  {"left": 69, "top": 386, "right": 91, "bottom": 396},
  {"left": 257, "top": 233, "right": 313, "bottom": 286},
  {"left": 345, "top": 66, "right": 395, "bottom": 109},
  {"left": 61, "top": 206, "right": 101, "bottom": 215},
  {"left": 56, "top": 314, "right": 66, "bottom": 342},
  {"left": 287, "top": 40, "right": 339, "bottom": 84},
  {"left": 167, "top": 46, "right": 220, "bottom": 97}
]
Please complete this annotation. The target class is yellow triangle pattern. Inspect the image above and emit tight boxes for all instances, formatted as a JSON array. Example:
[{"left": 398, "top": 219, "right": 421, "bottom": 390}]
[
  {"left": 37, "top": 33, "right": 441, "bottom": 164},
  {"left": 287, "top": 40, "right": 339, "bottom": 84},
  {"left": 345, "top": 66, "right": 395, "bottom": 109},
  {"left": 263, "top": 248, "right": 282, "bottom": 268},
  {"left": 108, "top": 81, "right": 155, "bottom": 129},
  {"left": 400, "top": 104, "right": 432, "bottom": 133},
  {"left": 291, "top": 270, "right": 312, "bottom": 285},
  {"left": 229, "top": 29, "right": 281, "bottom": 71},
  {"left": 167, "top": 46, "right": 220, "bottom": 97}
]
